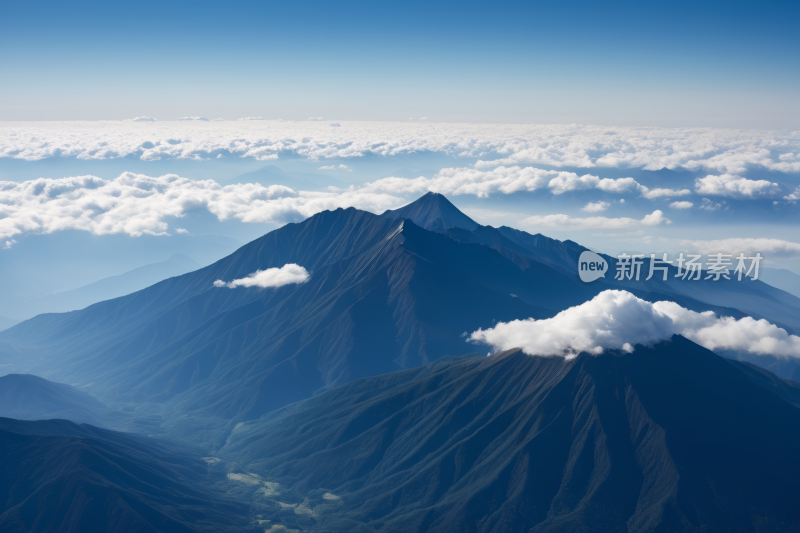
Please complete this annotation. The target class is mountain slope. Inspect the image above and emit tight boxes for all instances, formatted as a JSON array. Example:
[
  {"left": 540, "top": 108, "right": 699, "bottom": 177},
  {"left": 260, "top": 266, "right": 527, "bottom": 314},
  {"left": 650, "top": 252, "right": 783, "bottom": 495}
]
[
  {"left": 0, "top": 418, "right": 257, "bottom": 533},
  {"left": 222, "top": 338, "right": 800, "bottom": 533}
]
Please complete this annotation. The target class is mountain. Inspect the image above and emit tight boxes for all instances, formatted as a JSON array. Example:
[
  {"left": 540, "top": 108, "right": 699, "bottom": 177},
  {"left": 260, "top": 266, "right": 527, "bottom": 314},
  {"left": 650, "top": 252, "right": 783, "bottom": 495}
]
[
  {"left": 391, "top": 196, "right": 800, "bottom": 336},
  {"left": 20, "top": 253, "right": 201, "bottom": 318},
  {"left": 760, "top": 267, "right": 800, "bottom": 299},
  {"left": 0, "top": 374, "right": 105, "bottom": 418},
  {"left": 0, "top": 418, "right": 257, "bottom": 533},
  {"left": 2, "top": 193, "right": 799, "bottom": 425},
  {"left": 221, "top": 337, "right": 800, "bottom": 533},
  {"left": 383, "top": 191, "right": 479, "bottom": 231}
]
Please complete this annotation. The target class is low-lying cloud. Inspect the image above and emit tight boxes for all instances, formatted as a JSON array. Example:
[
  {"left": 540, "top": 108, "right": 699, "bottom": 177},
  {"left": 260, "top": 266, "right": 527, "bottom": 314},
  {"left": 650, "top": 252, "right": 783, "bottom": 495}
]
[
  {"left": 470, "top": 290, "right": 800, "bottom": 359},
  {"left": 1, "top": 121, "right": 799, "bottom": 175},
  {"left": 213, "top": 264, "right": 309, "bottom": 289}
]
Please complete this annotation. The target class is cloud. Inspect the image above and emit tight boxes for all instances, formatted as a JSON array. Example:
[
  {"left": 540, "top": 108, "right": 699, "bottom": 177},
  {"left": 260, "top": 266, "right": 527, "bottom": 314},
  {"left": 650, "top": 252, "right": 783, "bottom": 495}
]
[
  {"left": 214, "top": 263, "right": 309, "bottom": 289},
  {"left": 0, "top": 173, "right": 403, "bottom": 240},
  {"left": 237, "top": 117, "right": 264, "bottom": 121},
  {"left": 1, "top": 122, "right": 798, "bottom": 175},
  {"left": 699, "top": 198, "right": 726, "bottom": 211},
  {"left": 361, "top": 166, "right": 556, "bottom": 198},
  {"left": 470, "top": 290, "right": 800, "bottom": 359},
  {"left": 177, "top": 117, "right": 210, "bottom": 121},
  {"left": 130, "top": 117, "right": 156, "bottom": 122},
  {"left": 639, "top": 187, "right": 692, "bottom": 199},
  {"left": 783, "top": 186, "right": 800, "bottom": 201},
  {"left": 595, "top": 177, "right": 641, "bottom": 193},
  {"left": 308, "top": 117, "right": 323, "bottom": 121},
  {"left": 678, "top": 238, "right": 800, "bottom": 258},
  {"left": 582, "top": 201, "right": 609, "bottom": 212},
  {"left": 520, "top": 210, "right": 671, "bottom": 230},
  {"left": 174, "top": 227, "right": 189, "bottom": 234},
  {"left": 695, "top": 174, "right": 782, "bottom": 199},
  {"left": 318, "top": 164, "right": 352, "bottom": 171},
  {"left": 669, "top": 201, "right": 693, "bottom": 209},
  {"left": 4, "top": 239, "right": 17, "bottom": 249}
]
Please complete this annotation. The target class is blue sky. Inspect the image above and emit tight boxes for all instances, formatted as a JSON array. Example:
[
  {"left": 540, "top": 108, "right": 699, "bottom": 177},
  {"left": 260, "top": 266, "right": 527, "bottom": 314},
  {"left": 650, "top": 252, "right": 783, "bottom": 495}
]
[{"left": 2, "top": 0, "right": 798, "bottom": 127}]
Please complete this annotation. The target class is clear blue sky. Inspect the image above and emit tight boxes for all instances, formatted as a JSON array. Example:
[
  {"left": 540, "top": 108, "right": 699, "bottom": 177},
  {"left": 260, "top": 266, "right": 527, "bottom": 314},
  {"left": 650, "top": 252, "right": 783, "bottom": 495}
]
[{"left": 2, "top": 0, "right": 798, "bottom": 128}]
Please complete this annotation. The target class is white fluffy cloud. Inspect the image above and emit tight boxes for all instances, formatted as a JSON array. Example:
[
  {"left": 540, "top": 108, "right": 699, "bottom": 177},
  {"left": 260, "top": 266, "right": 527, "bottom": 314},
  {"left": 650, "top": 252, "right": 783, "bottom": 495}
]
[
  {"left": 669, "top": 201, "right": 693, "bottom": 209},
  {"left": 0, "top": 173, "right": 402, "bottom": 240},
  {"left": 582, "top": 201, "right": 609, "bottom": 212},
  {"left": 213, "top": 264, "right": 309, "bottom": 289},
  {"left": 520, "top": 210, "right": 671, "bottom": 230},
  {"left": 695, "top": 174, "right": 782, "bottom": 199},
  {"left": 679, "top": 238, "right": 800, "bottom": 258},
  {"left": 177, "top": 117, "right": 210, "bottom": 121},
  {"left": 360, "top": 166, "right": 558, "bottom": 198},
  {"left": 130, "top": 117, "right": 157, "bottom": 122},
  {"left": 319, "top": 164, "right": 352, "bottom": 171},
  {"left": 1, "top": 122, "right": 798, "bottom": 175},
  {"left": 470, "top": 290, "right": 800, "bottom": 359}
]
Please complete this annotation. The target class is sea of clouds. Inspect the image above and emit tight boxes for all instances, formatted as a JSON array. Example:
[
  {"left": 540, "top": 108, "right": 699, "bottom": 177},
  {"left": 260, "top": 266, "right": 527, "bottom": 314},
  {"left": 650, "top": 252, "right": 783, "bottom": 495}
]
[
  {"left": 470, "top": 290, "right": 800, "bottom": 359},
  {"left": 1, "top": 121, "right": 799, "bottom": 176}
]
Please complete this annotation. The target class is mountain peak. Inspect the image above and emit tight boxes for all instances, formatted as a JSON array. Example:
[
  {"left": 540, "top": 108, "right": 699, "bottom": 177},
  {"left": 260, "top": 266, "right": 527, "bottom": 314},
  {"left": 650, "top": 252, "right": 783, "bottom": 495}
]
[{"left": 382, "top": 192, "right": 478, "bottom": 232}]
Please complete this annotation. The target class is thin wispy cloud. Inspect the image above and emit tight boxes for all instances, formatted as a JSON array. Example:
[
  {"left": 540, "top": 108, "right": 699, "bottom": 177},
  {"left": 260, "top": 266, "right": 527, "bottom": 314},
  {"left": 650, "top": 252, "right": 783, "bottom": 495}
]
[{"left": 520, "top": 210, "right": 671, "bottom": 230}]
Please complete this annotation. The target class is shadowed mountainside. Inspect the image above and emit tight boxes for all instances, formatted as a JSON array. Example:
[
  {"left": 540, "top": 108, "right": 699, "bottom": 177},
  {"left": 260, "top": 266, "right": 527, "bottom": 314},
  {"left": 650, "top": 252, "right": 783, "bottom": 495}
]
[
  {"left": 221, "top": 337, "right": 800, "bottom": 533},
  {"left": 0, "top": 418, "right": 258, "bottom": 533}
]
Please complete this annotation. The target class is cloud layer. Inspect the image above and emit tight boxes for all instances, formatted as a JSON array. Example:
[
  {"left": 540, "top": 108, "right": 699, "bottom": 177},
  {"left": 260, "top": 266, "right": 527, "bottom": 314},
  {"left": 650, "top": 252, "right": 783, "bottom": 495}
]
[
  {"left": 213, "top": 264, "right": 309, "bottom": 289},
  {"left": 1, "top": 121, "right": 799, "bottom": 175},
  {"left": 470, "top": 290, "right": 800, "bottom": 359},
  {"left": 0, "top": 173, "right": 402, "bottom": 240}
]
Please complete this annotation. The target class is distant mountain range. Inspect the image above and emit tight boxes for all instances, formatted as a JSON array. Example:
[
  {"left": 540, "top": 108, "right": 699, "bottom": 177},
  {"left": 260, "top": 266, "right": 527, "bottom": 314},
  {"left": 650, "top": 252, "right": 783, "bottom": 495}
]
[
  {"left": 0, "top": 232, "right": 239, "bottom": 320},
  {"left": 18, "top": 253, "right": 201, "bottom": 318},
  {"left": 2, "top": 192, "right": 800, "bottom": 419}
]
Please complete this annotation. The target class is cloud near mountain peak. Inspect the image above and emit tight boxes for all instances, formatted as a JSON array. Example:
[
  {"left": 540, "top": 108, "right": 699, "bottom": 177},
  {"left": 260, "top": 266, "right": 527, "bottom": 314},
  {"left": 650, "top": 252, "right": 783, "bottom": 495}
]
[{"left": 470, "top": 290, "right": 800, "bottom": 359}]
